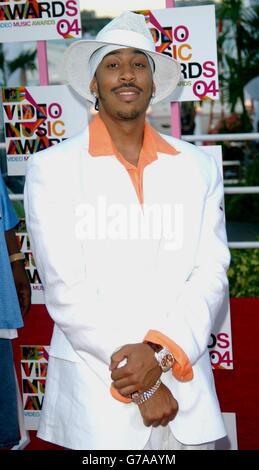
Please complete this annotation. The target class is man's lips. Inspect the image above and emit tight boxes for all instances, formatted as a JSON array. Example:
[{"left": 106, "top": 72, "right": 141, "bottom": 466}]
[
  {"left": 112, "top": 85, "right": 143, "bottom": 93},
  {"left": 112, "top": 86, "right": 142, "bottom": 101},
  {"left": 117, "top": 90, "right": 138, "bottom": 95}
]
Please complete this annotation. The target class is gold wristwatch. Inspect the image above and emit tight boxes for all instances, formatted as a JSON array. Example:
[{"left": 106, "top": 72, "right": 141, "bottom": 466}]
[{"left": 147, "top": 342, "right": 175, "bottom": 373}]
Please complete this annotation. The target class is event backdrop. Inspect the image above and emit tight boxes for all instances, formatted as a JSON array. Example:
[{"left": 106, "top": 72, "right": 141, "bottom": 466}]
[
  {"left": 2, "top": 85, "right": 88, "bottom": 175},
  {"left": 0, "top": 0, "right": 82, "bottom": 41},
  {"left": 138, "top": 6, "right": 219, "bottom": 101},
  {"left": 201, "top": 146, "right": 233, "bottom": 371}
]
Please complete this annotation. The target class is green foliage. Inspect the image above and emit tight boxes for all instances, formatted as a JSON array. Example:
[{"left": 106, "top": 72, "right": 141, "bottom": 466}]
[
  {"left": 0, "top": 46, "right": 37, "bottom": 86},
  {"left": 225, "top": 193, "right": 259, "bottom": 223},
  {"left": 0, "top": 44, "right": 7, "bottom": 85},
  {"left": 228, "top": 248, "right": 259, "bottom": 297},
  {"left": 225, "top": 157, "right": 259, "bottom": 223},
  {"left": 8, "top": 49, "right": 37, "bottom": 74},
  {"left": 13, "top": 200, "right": 25, "bottom": 220},
  {"left": 217, "top": 1, "right": 259, "bottom": 131}
]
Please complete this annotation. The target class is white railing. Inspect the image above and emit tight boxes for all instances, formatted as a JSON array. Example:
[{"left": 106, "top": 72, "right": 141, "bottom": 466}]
[
  {"left": 223, "top": 160, "right": 241, "bottom": 167},
  {"left": 229, "top": 242, "right": 259, "bottom": 249},
  {"left": 10, "top": 194, "right": 24, "bottom": 201},
  {"left": 178, "top": 133, "right": 259, "bottom": 248},
  {"left": 10, "top": 189, "right": 259, "bottom": 197},
  {"left": 183, "top": 132, "right": 259, "bottom": 142},
  {"left": 224, "top": 187, "right": 259, "bottom": 194}
]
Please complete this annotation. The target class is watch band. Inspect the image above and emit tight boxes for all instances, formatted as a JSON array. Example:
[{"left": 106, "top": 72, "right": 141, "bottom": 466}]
[{"left": 131, "top": 379, "right": 162, "bottom": 405}]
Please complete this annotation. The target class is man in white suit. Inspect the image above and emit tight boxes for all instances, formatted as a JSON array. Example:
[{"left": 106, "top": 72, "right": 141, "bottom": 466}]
[{"left": 24, "top": 11, "right": 230, "bottom": 450}]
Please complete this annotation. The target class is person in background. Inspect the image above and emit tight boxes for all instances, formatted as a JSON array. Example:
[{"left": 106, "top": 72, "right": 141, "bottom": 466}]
[
  {"left": 24, "top": 12, "right": 230, "bottom": 450},
  {"left": 0, "top": 170, "right": 31, "bottom": 449}
]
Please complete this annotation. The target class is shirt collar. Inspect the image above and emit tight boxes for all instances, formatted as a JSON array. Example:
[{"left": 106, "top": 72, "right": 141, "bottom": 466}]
[{"left": 88, "top": 114, "right": 180, "bottom": 168}]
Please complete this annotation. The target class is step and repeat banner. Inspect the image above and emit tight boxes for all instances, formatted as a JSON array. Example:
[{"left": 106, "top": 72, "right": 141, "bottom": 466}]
[
  {"left": 139, "top": 5, "right": 219, "bottom": 102},
  {"left": 0, "top": 0, "right": 82, "bottom": 41},
  {"left": 1, "top": 2, "right": 235, "bottom": 443},
  {"left": 20, "top": 344, "right": 49, "bottom": 430},
  {"left": 201, "top": 146, "right": 233, "bottom": 372},
  {"left": 2, "top": 85, "right": 88, "bottom": 175}
]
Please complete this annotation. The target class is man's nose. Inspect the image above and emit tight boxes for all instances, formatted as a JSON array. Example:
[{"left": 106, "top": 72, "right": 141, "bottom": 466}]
[{"left": 119, "top": 65, "right": 135, "bottom": 82}]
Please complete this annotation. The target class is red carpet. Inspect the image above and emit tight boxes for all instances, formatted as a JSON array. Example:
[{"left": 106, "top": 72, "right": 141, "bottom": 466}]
[{"left": 13, "top": 298, "right": 259, "bottom": 450}]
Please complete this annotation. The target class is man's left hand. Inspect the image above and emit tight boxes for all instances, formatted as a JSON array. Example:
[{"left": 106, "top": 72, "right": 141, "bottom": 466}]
[{"left": 110, "top": 343, "right": 161, "bottom": 397}]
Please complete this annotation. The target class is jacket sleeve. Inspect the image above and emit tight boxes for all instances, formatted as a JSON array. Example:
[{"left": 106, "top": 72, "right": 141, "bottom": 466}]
[
  {"left": 24, "top": 154, "right": 128, "bottom": 366},
  {"left": 146, "top": 155, "right": 231, "bottom": 370}
]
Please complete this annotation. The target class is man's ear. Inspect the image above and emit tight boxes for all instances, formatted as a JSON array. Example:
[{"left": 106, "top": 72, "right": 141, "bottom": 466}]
[
  {"left": 90, "top": 76, "right": 98, "bottom": 97},
  {"left": 152, "top": 83, "right": 156, "bottom": 96}
]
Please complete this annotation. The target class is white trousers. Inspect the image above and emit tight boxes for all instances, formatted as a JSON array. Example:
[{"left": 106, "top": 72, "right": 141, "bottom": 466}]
[{"left": 144, "top": 426, "right": 215, "bottom": 450}]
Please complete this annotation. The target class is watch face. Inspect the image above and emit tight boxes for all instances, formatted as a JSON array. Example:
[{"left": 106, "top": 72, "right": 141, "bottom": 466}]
[
  {"left": 160, "top": 353, "right": 174, "bottom": 372},
  {"left": 155, "top": 347, "right": 175, "bottom": 372}
]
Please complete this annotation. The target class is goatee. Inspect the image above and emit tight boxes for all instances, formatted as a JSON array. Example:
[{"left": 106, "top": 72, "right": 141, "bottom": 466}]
[{"left": 116, "top": 110, "right": 141, "bottom": 120}]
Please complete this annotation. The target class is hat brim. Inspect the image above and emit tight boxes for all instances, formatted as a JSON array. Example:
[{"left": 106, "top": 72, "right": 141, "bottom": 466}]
[{"left": 63, "top": 40, "right": 181, "bottom": 104}]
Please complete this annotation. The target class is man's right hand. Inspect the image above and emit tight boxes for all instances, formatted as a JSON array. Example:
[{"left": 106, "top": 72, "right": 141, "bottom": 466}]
[{"left": 138, "top": 383, "right": 178, "bottom": 427}]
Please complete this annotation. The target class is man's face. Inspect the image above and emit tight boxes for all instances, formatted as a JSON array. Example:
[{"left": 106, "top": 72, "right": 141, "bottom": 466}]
[{"left": 90, "top": 48, "right": 155, "bottom": 121}]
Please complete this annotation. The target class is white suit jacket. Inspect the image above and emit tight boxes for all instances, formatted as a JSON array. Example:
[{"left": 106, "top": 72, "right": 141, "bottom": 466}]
[{"left": 24, "top": 128, "right": 230, "bottom": 449}]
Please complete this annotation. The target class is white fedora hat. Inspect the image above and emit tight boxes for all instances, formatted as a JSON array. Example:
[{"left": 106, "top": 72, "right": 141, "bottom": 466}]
[{"left": 64, "top": 11, "right": 181, "bottom": 104}]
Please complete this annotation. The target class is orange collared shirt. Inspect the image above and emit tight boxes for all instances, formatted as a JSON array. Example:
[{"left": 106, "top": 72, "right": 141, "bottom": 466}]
[{"left": 88, "top": 113, "right": 179, "bottom": 205}]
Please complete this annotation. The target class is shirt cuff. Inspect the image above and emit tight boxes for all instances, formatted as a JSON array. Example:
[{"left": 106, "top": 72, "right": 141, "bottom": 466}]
[
  {"left": 110, "top": 385, "right": 132, "bottom": 404},
  {"left": 143, "top": 330, "right": 193, "bottom": 382},
  {"left": 110, "top": 329, "right": 193, "bottom": 403}
]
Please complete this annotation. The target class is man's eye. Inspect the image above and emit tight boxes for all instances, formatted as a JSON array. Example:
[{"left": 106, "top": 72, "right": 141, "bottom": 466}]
[
  {"left": 134, "top": 63, "right": 145, "bottom": 68},
  {"left": 107, "top": 63, "right": 118, "bottom": 69}
]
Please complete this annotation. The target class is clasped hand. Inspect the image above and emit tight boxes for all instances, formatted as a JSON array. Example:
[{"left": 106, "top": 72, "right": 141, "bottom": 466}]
[
  {"left": 110, "top": 343, "right": 178, "bottom": 427},
  {"left": 110, "top": 342, "right": 161, "bottom": 396}
]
